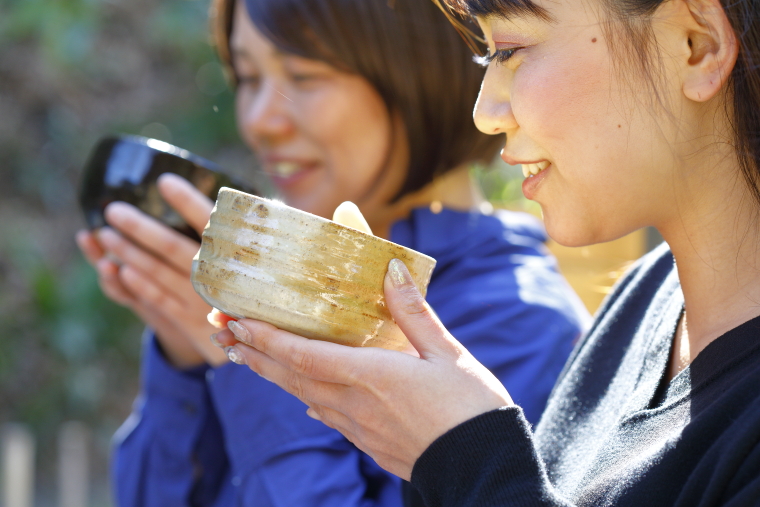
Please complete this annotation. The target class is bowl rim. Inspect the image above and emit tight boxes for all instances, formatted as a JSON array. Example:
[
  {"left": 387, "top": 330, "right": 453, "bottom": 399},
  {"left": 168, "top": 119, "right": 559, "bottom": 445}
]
[{"left": 214, "top": 187, "right": 437, "bottom": 266}]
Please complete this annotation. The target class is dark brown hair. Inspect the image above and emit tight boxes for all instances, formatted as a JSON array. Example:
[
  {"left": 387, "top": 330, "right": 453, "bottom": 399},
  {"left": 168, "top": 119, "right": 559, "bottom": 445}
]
[
  {"left": 210, "top": 0, "right": 503, "bottom": 200},
  {"left": 442, "top": 0, "right": 760, "bottom": 207}
]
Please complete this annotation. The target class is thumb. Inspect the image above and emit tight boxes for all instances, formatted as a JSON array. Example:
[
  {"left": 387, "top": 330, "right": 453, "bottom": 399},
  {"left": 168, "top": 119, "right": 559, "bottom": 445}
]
[
  {"left": 384, "top": 258, "right": 457, "bottom": 360},
  {"left": 157, "top": 173, "right": 214, "bottom": 234}
]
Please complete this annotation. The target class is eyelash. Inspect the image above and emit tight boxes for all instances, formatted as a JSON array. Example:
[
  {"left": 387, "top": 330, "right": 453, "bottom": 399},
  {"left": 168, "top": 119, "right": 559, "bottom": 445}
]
[{"left": 475, "top": 48, "right": 521, "bottom": 67}]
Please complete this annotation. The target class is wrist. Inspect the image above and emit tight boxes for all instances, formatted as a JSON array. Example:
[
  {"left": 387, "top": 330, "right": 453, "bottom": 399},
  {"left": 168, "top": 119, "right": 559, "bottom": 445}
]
[{"left": 154, "top": 334, "right": 207, "bottom": 369}]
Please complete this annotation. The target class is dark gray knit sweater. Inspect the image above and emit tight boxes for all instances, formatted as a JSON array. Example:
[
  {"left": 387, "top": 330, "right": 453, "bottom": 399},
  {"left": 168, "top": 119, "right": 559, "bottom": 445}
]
[{"left": 410, "top": 244, "right": 760, "bottom": 506}]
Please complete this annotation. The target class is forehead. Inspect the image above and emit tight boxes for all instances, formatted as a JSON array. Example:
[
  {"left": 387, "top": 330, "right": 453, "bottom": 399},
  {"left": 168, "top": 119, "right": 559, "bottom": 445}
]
[
  {"left": 475, "top": 0, "right": 608, "bottom": 34},
  {"left": 229, "top": 2, "right": 283, "bottom": 62}
]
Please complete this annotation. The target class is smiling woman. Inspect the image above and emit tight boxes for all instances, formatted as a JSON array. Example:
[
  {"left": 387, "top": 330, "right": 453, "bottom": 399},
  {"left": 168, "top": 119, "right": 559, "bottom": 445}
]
[
  {"left": 211, "top": 0, "right": 760, "bottom": 505},
  {"left": 214, "top": 0, "right": 507, "bottom": 232},
  {"left": 90, "top": 0, "right": 590, "bottom": 505}
]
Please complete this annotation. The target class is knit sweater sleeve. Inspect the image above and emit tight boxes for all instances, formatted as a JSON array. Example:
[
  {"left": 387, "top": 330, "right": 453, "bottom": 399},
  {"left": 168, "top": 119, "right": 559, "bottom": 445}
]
[{"left": 411, "top": 407, "right": 572, "bottom": 507}]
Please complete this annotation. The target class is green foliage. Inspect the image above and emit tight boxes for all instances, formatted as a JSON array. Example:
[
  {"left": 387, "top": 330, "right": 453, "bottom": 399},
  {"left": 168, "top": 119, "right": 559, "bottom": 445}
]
[
  {"left": 472, "top": 162, "right": 541, "bottom": 215},
  {"left": 0, "top": 0, "right": 249, "bottom": 500}
]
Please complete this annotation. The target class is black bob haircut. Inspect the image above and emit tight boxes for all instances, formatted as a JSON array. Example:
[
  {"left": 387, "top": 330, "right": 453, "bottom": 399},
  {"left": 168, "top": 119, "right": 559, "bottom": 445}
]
[
  {"left": 443, "top": 0, "right": 760, "bottom": 208},
  {"left": 211, "top": 0, "right": 504, "bottom": 201}
]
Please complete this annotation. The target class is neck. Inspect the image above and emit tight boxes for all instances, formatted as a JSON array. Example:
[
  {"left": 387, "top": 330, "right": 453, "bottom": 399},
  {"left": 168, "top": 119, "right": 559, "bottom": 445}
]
[
  {"left": 368, "top": 167, "right": 485, "bottom": 239},
  {"left": 658, "top": 149, "right": 760, "bottom": 373}
]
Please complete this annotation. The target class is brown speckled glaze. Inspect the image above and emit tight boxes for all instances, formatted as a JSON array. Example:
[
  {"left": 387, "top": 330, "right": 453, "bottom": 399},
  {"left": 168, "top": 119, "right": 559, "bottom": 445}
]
[{"left": 191, "top": 188, "right": 436, "bottom": 350}]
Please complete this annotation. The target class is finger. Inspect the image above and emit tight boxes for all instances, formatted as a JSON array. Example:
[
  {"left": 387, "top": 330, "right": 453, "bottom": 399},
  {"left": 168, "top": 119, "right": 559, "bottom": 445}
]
[
  {"left": 104, "top": 202, "right": 199, "bottom": 272},
  {"left": 118, "top": 265, "right": 196, "bottom": 320},
  {"left": 76, "top": 230, "right": 105, "bottom": 265},
  {"left": 227, "top": 342, "right": 351, "bottom": 409},
  {"left": 384, "top": 259, "right": 458, "bottom": 359},
  {"left": 227, "top": 319, "right": 374, "bottom": 385},
  {"left": 157, "top": 173, "right": 214, "bottom": 234},
  {"left": 306, "top": 404, "right": 356, "bottom": 437},
  {"left": 95, "top": 259, "right": 136, "bottom": 306},
  {"left": 213, "top": 327, "right": 238, "bottom": 347},
  {"left": 130, "top": 301, "right": 210, "bottom": 367},
  {"left": 208, "top": 308, "right": 237, "bottom": 329},
  {"left": 98, "top": 227, "right": 195, "bottom": 302}
]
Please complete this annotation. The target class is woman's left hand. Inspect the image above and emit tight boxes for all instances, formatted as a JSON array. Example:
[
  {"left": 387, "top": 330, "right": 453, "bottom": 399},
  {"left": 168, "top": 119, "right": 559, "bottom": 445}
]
[{"left": 213, "top": 258, "right": 513, "bottom": 480}]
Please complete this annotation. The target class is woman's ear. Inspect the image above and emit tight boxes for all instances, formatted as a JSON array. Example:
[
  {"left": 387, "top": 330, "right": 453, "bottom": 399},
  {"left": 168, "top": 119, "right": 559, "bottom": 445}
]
[{"left": 681, "top": 0, "right": 738, "bottom": 102}]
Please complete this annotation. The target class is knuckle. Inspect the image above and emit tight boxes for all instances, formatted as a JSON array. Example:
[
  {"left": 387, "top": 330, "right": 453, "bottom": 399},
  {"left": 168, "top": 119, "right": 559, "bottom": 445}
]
[
  {"left": 162, "top": 238, "right": 183, "bottom": 259},
  {"left": 291, "top": 346, "right": 316, "bottom": 377},
  {"left": 140, "top": 256, "right": 161, "bottom": 278},
  {"left": 398, "top": 289, "right": 430, "bottom": 316},
  {"left": 247, "top": 321, "right": 273, "bottom": 348},
  {"left": 147, "top": 289, "right": 168, "bottom": 308},
  {"left": 284, "top": 371, "right": 306, "bottom": 400}
]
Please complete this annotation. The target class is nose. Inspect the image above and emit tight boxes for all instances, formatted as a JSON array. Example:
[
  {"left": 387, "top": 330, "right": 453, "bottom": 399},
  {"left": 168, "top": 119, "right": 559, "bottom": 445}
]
[
  {"left": 238, "top": 81, "right": 294, "bottom": 144},
  {"left": 473, "top": 66, "right": 518, "bottom": 136}
]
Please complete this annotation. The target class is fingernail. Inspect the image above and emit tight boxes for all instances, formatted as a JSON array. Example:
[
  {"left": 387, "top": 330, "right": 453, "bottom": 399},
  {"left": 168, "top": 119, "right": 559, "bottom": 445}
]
[
  {"left": 306, "top": 408, "right": 321, "bottom": 421},
  {"left": 228, "top": 320, "right": 251, "bottom": 343},
  {"left": 210, "top": 333, "right": 222, "bottom": 348},
  {"left": 388, "top": 258, "right": 411, "bottom": 288},
  {"left": 225, "top": 346, "right": 245, "bottom": 365}
]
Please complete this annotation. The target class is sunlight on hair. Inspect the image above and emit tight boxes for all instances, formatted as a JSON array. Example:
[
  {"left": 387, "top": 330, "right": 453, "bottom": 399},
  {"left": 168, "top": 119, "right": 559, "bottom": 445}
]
[{"left": 428, "top": 0, "right": 486, "bottom": 55}]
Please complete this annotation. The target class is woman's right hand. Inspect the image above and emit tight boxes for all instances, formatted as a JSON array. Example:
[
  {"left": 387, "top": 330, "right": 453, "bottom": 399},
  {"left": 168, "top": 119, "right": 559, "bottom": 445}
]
[
  {"left": 76, "top": 174, "right": 228, "bottom": 368},
  {"left": 213, "top": 258, "right": 514, "bottom": 480}
]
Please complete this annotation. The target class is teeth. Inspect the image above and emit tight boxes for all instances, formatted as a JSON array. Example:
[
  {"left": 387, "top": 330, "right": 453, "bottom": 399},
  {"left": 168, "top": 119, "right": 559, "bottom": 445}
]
[
  {"left": 272, "top": 162, "right": 301, "bottom": 177},
  {"left": 521, "top": 161, "right": 550, "bottom": 178}
]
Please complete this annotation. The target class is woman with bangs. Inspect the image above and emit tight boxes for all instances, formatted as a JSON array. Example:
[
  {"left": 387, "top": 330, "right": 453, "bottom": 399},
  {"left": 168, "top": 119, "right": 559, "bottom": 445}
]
[
  {"left": 76, "top": 0, "right": 589, "bottom": 504},
  {"left": 212, "top": 0, "right": 760, "bottom": 505}
]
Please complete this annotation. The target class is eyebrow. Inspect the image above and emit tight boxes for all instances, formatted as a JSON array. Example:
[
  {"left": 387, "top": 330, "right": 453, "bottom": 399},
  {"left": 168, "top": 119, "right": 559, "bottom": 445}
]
[{"left": 461, "top": 0, "right": 552, "bottom": 22}]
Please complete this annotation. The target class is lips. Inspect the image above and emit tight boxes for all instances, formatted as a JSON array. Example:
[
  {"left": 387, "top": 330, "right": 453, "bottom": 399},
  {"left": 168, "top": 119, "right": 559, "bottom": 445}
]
[
  {"left": 521, "top": 161, "right": 550, "bottom": 178},
  {"left": 271, "top": 161, "right": 303, "bottom": 178},
  {"left": 262, "top": 158, "right": 319, "bottom": 184}
]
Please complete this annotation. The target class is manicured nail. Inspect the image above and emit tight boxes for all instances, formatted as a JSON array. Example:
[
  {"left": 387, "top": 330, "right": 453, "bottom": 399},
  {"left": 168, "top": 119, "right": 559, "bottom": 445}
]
[
  {"left": 210, "top": 333, "right": 222, "bottom": 348},
  {"left": 225, "top": 346, "right": 245, "bottom": 365},
  {"left": 388, "top": 258, "right": 411, "bottom": 288},
  {"left": 306, "top": 408, "right": 322, "bottom": 421},
  {"left": 228, "top": 320, "right": 251, "bottom": 343}
]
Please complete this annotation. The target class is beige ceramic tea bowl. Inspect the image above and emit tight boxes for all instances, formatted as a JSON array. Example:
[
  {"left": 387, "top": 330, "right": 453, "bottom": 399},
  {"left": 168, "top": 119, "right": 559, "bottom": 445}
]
[{"left": 191, "top": 188, "right": 436, "bottom": 351}]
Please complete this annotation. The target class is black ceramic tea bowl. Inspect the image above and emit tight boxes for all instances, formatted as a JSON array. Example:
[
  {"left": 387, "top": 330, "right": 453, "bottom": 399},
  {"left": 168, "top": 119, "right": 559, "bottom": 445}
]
[{"left": 79, "top": 135, "right": 254, "bottom": 241}]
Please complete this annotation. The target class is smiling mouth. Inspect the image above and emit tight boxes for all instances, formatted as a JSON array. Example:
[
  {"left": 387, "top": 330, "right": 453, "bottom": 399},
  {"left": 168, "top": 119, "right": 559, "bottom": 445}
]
[
  {"left": 522, "top": 161, "right": 550, "bottom": 178},
  {"left": 269, "top": 161, "right": 305, "bottom": 178}
]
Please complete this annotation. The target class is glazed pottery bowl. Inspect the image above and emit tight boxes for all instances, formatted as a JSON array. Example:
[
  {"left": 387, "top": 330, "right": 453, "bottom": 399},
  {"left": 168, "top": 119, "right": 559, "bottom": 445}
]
[
  {"left": 191, "top": 188, "right": 437, "bottom": 350},
  {"left": 79, "top": 135, "right": 254, "bottom": 241}
]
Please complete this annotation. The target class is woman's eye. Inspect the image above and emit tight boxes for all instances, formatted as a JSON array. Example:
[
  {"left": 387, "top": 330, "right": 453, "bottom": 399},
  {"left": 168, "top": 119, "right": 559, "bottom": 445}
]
[
  {"left": 289, "top": 73, "right": 321, "bottom": 84},
  {"left": 236, "top": 75, "right": 261, "bottom": 89},
  {"left": 476, "top": 48, "right": 521, "bottom": 67}
]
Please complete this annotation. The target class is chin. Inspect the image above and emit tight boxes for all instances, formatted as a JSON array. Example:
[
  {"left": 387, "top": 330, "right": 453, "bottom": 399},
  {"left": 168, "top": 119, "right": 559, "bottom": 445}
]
[{"left": 542, "top": 211, "right": 618, "bottom": 248}]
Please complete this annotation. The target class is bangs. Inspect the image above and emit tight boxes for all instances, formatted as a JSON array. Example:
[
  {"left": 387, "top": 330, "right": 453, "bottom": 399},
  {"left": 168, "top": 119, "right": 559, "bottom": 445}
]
[
  {"left": 210, "top": 0, "right": 504, "bottom": 202},
  {"left": 442, "top": 0, "right": 550, "bottom": 20}
]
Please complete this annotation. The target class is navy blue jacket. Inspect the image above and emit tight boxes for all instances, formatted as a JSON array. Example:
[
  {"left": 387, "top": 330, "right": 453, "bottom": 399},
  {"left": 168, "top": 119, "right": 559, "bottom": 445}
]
[{"left": 112, "top": 207, "right": 589, "bottom": 506}]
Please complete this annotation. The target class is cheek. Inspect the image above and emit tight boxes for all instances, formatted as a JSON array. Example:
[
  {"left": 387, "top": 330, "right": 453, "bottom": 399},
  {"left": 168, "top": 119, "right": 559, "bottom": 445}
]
[
  {"left": 235, "top": 91, "right": 254, "bottom": 146},
  {"left": 512, "top": 46, "right": 612, "bottom": 159}
]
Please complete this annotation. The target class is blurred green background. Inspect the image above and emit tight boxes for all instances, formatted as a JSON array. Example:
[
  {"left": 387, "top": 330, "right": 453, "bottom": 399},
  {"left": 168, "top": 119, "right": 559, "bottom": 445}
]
[
  {"left": 0, "top": 0, "right": 253, "bottom": 503},
  {"left": 0, "top": 0, "right": 533, "bottom": 503}
]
